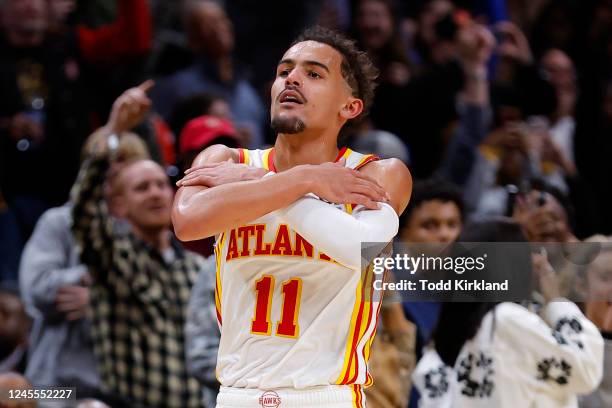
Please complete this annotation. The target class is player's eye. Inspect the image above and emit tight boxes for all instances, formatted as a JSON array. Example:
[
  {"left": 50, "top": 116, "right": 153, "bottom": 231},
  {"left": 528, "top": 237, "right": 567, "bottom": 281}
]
[
  {"left": 278, "top": 69, "right": 290, "bottom": 77},
  {"left": 308, "top": 71, "right": 321, "bottom": 79}
]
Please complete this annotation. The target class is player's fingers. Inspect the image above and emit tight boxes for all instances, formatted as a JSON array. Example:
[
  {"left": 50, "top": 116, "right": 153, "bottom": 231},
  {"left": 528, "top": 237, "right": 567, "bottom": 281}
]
[
  {"left": 347, "top": 193, "right": 381, "bottom": 210},
  {"left": 181, "top": 169, "right": 216, "bottom": 181},
  {"left": 184, "top": 162, "right": 224, "bottom": 174},
  {"left": 354, "top": 176, "right": 388, "bottom": 201},
  {"left": 177, "top": 175, "right": 214, "bottom": 187},
  {"left": 350, "top": 182, "right": 386, "bottom": 202},
  {"left": 351, "top": 170, "right": 383, "bottom": 188},
  {"left": 355, "top": 179, "right": 387, "bottom": 201}
]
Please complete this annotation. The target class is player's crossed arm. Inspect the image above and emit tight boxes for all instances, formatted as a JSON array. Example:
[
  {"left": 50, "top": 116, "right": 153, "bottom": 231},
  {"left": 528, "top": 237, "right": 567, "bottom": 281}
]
[
  {"left": 278, "top": 159, "right": 412, "bottom": 269},
  {"left": 172, "top": 146, "right": 388, "bottom": 241}
]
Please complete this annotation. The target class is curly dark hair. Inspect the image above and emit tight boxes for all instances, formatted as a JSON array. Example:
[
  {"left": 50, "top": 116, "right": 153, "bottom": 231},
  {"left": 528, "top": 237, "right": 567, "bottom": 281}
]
[{"left": 292, "top": 26, "right": 379, "bottom": 135}]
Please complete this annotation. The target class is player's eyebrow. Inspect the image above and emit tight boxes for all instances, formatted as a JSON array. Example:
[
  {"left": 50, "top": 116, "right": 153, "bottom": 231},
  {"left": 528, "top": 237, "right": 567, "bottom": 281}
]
[{"left": 278, "top": 59, "right": 330, "bottom": 73}]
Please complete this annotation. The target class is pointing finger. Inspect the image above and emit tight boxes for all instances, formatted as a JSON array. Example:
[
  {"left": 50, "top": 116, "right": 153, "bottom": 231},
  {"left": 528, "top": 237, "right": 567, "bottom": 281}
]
[{"left": 138, "top": 79, "right": 155, "bottom": 93}]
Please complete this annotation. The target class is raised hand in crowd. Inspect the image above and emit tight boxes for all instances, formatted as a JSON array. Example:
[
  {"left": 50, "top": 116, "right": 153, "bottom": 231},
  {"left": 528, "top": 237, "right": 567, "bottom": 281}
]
[
  {"left": 457, "top": 22, "right": 496, "bottom": 70},
  {"left": 104, "top": 80, "right": 155, "bottom": 135},
  {"left": 494, "top": 21, "right": 533, "bottom": 65},
  {"left": 456, "top": 22, "right": 495, "bottom": 104},
  {"left": 532, "top": 248, "right": 562, "bottom": 303}
]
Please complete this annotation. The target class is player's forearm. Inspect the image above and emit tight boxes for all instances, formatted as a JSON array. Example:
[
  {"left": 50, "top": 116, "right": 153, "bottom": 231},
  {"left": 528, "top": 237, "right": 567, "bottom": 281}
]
[
  {"left": 173, "top": 168, "right": 312, "bottom": 241},
  {"left": 278, "top": 197, "right": 399, "bottom": 269}
]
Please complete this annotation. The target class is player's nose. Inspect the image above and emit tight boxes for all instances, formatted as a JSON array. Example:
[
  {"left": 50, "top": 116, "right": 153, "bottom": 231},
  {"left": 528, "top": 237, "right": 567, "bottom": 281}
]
[{"left": 285, "top": 68, "right": 302, "bottom": 88}]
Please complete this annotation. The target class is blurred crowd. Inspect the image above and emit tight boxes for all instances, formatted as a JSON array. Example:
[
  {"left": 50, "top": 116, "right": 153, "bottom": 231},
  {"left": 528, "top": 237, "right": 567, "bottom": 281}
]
[{"left": 0, "top": 0, "right": 611, "bottom": 407}]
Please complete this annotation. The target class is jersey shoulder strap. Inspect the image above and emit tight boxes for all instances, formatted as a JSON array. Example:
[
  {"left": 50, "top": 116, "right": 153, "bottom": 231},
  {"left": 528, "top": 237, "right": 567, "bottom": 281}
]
[
  {"left": 237, "top": 147, "right": 379, "bottom": 171},
  {"left": 237, "top": 148, "right": 276, "bottom": 171},
  {"left": 337, "top": 147, "right": 379, "bottom": 170}
]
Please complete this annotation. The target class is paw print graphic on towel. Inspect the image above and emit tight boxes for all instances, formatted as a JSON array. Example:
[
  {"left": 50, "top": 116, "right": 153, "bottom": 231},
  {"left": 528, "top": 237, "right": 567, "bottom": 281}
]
[
  {"left": 424, "top": 365, "right": 450, "bottom": 398},
  {"left": 457, "top": 352, "right": 495, "bottom": 398},
  {"left": 552, "top": 318, "right": 584, "bottom": 349},
  {"left": 537, "top": 357, "right": 572, "bottom": 385}
]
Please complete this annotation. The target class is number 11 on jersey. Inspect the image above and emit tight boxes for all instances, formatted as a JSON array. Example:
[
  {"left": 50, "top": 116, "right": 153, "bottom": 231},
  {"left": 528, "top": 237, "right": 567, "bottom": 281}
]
[{"left": 251, "top": 275, "right": 303, "bottom": 338}]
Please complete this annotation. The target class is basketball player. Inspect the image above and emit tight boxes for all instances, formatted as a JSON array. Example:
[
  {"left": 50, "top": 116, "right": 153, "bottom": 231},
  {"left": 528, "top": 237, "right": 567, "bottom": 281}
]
[{"left": 173, "top": 27, "right": 412, "bottom": 408}]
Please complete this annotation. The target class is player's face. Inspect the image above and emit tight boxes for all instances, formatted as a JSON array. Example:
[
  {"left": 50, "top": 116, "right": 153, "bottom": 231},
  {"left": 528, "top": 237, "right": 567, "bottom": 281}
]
[
  {"left": 117, "top": 160, "right": 174, "bottom": 231},
  {"left": 270, "top": 41, "right": 358, "bottom": 135},
  {"left": 401, "top": 200, "right": 462, "bottom": 243}
]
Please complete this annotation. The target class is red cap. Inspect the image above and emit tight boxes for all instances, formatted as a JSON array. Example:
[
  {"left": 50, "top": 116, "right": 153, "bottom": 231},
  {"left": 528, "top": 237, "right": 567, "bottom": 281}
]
[{"left": 179, "top": 115, "right": 239, "bottom": 154}]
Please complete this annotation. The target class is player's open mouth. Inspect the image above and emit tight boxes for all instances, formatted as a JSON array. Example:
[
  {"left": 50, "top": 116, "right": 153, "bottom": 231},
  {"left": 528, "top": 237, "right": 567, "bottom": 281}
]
[{"left": 279, "top": 90, "right": 305, "bottom": 105}]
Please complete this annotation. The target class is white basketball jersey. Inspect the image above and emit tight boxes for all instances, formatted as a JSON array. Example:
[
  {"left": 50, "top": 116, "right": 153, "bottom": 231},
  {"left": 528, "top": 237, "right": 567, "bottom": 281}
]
[{"left": 214, "top": 147, "right": 384, "bottom": 393}]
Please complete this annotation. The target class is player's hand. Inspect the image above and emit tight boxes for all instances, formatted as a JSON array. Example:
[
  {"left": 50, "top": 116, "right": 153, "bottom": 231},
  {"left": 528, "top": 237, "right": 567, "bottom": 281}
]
[
  {"left": 301, "top": 160, "right": 389, "bottom": 210},
  {"left": 55, "top": 285, "right": 90, "bottom": 321},
  {"left": 106, "top": 80, "right": 154, "bottom": 134},
  {"left": 177, "top": 160, "right": 268, "bottom": 188}
]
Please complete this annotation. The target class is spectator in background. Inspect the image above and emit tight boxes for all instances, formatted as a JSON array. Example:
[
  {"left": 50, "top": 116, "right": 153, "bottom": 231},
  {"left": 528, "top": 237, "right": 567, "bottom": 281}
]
[
  {"left": 464, "top": 121, "right": 574, "bottom": 217},
  {"left": 18, "top": 130, "right": 149, "bottom": 401},
  {"left": 151, "top": 0, "right": 266, "bottom": 148},
  {"left": 178, "top": 115, "right": 242, "bottom": 175},
  {"left": 0, "top": 0, "right": 151, "bottom": 248},
  {"left": 168, "top": 93, "right": 232, "bottom": 142},
  {"left": 398, "top": 179, "right": 464, "bottom": 407},
  {"left": 437, "top": 21, "right": 495, "bottom": 186},
  {"left": 577, "top": 238, "right": 612, "bottom": 408},
  {"left": 185, "top": 256, "right": 221, "bottom": 407},
  {"left": 0, "top": 289, "right": 31, "bottom": 374},
  {"left": 347, "top": 0, "right": 412, "bottom": 164},
  {"left": 399, "top": 179, "right": 464, "bottom": 245},
  {"left": 351, "top": 0, "right": 412, "bottom": 113},
  {"left": 376, "top": 2, "right": 497, "bottom": 178},
  {"left": 540, "top": 48, "right": 578, "bottom": 166},
  {"left": 364, "top": 272, "right": 417, "bottom": 408},
  {"left": 71, "top": 82, "right": 203, "bottom": 407},
  {"left": 177, "top": 115, "right": 242, "bottom": 257},
  {"left": 512, "top": 179, "right": 578, "bottom": 244},
  {"left": 412, "top": 218, "right": 604, "bottom": 408},
  {"left": 489, "top": 20, "right": 559, "bottom": 130}
]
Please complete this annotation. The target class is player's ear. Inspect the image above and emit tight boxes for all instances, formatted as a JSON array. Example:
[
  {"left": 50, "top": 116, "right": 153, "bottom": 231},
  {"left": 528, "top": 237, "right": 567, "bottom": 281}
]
[{"left": 340, "top": 97, "right": 363, "bottom": 121}]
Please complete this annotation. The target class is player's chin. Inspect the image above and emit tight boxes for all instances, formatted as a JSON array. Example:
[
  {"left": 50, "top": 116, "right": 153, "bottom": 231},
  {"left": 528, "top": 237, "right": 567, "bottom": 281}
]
[{"left": 271, "top": 114, "right": 306, "bottom": 134}]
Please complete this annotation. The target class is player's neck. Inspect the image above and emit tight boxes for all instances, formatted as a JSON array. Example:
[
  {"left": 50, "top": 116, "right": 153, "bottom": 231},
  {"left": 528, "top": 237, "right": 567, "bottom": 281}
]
[{"left": 274, "top": 131, "right": 340, "bottom": 171}]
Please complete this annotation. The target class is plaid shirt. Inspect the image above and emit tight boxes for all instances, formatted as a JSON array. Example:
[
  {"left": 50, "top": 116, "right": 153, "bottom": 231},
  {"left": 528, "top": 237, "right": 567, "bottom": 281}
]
[{"left": 71, "top": 154, "right": 203, "bottom": 408}]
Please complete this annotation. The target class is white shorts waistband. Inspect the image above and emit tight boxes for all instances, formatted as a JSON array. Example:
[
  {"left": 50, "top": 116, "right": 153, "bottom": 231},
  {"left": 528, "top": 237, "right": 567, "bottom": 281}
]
[{"left": 216, "top": 385, "right": 365, "bottom": 408}]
